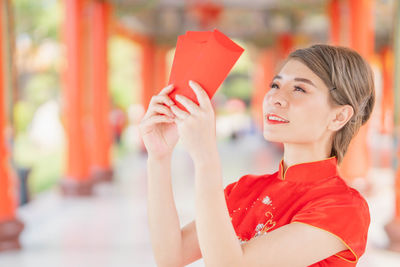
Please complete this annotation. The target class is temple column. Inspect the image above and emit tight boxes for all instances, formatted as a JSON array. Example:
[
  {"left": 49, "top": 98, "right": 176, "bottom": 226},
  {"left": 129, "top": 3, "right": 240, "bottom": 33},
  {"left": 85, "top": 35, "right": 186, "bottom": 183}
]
[
  {"left": 0, "top": 0, "right": 23, "bottom": 252},
  {"left": 328, "top": 0, "right": 341, "bottom": 45},
  {"left": 250, "top": 48, "right": 278, "bottom": 132},
  {"left": 339, "top": 0, "right": 375, "bottom": 184},
  {"left": 384, "top": 0, "right": 400, "bottom": 253},
  {"left": 88, "top": 0, "right": 113, "bottom": 183},
  {"left": 140, "top": 40, "right": 156, "bottom": 111},
  {"left": 60, "top": 0, "right": 92, "bottom": 196}
]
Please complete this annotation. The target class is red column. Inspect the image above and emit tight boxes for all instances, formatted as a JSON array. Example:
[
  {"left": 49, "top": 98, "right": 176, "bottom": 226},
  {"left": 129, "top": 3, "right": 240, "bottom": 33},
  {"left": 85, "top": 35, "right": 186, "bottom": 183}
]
[
  {"left": 251, "top": 48, "right": 279, "bottom": 132},
  {"left": 0, "top": 0, "right": 23, "bottom": 252},
  {"left": 339, "top": 0, "right": 374, "bottom": 184},
  {"left": 277, "top": 33, "right": 294, "bottom": 59},
  {"left": 384, "top": 0, "right": 400, "bottom": 253},
  {"left": 140, "top": 40, "right": 157, "bottom": 110},
  {"left": 88, "top": 0, "right": 113, "bottom": 183},
  {"left": 154, "top": 46, "right": 168, "bottom": 94},
  {"left": 60, "top": 0, "right": 92, "bottom": 196},
  {"left": 137, "top": 41, "right": 168, "bottom": 153},
  {"left": 380, "top": 46, "right": 394, "bottom": 135},
  {"left": 328, "top": 0, "right": 341, "bottom": 45}
]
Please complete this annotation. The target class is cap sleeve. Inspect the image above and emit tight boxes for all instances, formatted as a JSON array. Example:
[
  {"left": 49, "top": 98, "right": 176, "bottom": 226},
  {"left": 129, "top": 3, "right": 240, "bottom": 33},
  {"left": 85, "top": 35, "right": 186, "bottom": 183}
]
[
  {"left": 223, "top": 174, "right": 251, "bottom": 203},
  {"left": 290, "top": 192, "right": 370, "bottom": 263},
  {"left": 224, "top": 181, "right": 237, "bottom": 203}
]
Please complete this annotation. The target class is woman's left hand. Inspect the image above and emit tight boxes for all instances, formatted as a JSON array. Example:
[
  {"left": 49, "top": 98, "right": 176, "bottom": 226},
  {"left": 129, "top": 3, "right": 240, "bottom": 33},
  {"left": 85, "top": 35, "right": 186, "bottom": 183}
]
[{"left": 171, "top": 80, "right": 217, "bottom": 163}]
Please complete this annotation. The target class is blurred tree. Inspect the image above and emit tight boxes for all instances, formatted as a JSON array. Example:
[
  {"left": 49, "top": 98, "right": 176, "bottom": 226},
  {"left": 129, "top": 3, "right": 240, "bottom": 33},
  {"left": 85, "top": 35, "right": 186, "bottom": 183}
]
[
  {"left": 14, "top": 0, "right": 61, "bottom": 44},
  {"left": 109, "top": 36, "right": 138, "bottom": 110}
]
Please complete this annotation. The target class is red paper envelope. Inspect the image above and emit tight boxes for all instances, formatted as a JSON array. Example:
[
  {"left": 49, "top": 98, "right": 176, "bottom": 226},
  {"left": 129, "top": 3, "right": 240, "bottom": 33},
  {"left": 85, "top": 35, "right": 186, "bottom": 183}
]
[
  {"left": 168, "top": 31, "right": 211, "bottom": 85},
  {"left": 167, "top": 29, "right": 244, "bottom": 112}
]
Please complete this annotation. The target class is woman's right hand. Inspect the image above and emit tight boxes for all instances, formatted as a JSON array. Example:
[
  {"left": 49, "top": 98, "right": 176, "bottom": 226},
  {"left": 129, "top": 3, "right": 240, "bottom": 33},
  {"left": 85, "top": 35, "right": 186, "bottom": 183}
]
[{"left": 139, "top": 84, "right": 179, "bottom": 159}]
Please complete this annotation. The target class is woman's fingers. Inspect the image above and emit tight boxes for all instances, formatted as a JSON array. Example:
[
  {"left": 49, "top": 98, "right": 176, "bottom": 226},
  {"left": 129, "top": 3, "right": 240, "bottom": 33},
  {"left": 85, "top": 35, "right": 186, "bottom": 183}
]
[
  {"left": 152, "top": 105, "right": 175, "bottom": 118},
  {"left": 158, "top": 84, "right": 175, "bottom": 96},
  {"left": 151, "top": 95, "right": 175, "bottom": 107},
  {"left": 170, "top": 105, "right": 189, "bottom": 120},
  {"left": 140, "top": 115, "right": 175, "bottom": 134},
  {"left": 143, "top": 95, "right": 175, "bottom": 120}
]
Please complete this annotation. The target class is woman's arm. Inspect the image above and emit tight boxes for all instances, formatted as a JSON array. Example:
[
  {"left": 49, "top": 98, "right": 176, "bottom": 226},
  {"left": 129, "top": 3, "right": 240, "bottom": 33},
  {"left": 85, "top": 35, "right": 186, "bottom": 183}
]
[
  {"left": 194, "top": 151, "right": 244, "bottom": 267},
  {"left": 147, "top": 156, "right": 184, "bottom": 267}
]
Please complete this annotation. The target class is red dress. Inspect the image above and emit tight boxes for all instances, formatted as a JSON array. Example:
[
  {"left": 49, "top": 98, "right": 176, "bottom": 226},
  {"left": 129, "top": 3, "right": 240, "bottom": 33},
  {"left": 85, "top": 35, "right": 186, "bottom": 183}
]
[{"left": 224, "top": 156, "right": 370, "bottom": 266}]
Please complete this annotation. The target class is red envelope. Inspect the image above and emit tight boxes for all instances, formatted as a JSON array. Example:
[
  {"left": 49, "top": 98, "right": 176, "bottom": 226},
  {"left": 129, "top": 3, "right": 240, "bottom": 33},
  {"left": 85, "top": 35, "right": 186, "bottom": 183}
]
[
  {"left": 168, "top": 31, "right": 211, "bottom": 85},
  {"left": 167, "top": 29, "right": 244, "bottom": 112}
]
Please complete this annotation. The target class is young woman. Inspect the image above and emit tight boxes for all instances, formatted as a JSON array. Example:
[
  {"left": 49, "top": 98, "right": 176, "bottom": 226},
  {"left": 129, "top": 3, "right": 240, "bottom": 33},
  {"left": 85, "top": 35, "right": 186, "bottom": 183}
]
[{"left": 139, "top": 44, "right": 375, "bottom": 267}]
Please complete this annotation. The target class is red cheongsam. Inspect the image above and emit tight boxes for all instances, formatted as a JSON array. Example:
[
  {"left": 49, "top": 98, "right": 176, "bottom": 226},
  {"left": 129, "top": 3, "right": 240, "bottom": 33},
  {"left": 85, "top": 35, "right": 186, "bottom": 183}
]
[{"left": 224, "top": 156, "right": 370, "bottom": 267}]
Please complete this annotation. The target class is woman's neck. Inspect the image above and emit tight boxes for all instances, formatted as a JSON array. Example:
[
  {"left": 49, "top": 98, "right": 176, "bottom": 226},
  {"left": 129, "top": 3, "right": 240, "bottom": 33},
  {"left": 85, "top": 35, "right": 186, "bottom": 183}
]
[{"left": 282, "top": 143, "right": 332, "bottom": 173}]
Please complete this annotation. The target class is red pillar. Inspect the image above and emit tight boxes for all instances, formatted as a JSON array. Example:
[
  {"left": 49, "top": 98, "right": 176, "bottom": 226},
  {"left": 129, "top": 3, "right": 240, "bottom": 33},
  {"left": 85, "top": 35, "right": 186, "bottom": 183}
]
[
  {"left": 380, "top": 46, "right": 394, "bottom": 135},
  {"left": 251, "top": 48, "right": 279, "bottom": 132},
  {"left": 328, "top": 0, "right": 341, "bottom": 45},
  {"left": 154, "top": 46, "right": 168, "bottom": 94},
  {"left": 140, "top": 40, "right": 157, "bottom": 110},
  {"left": 60, "top": 0, "right": 92, "bottom": 196},
  {"left": 137, "top": 41, "right": 168, "bottom": 152},
  {"left": 0, "top": 0, "right": 24, "bottom": 251},
  {"left": 338, "top": 0, "right": 374, "bottom": 183},
  {"left": 88, "top": 0, "right": 113, "bottom": 183},
  {"left": 384, "top": 0, "right": 400, "bottom": 253},
  {"left": 277, "top": 33, "right": 294, "bottom": 59}
]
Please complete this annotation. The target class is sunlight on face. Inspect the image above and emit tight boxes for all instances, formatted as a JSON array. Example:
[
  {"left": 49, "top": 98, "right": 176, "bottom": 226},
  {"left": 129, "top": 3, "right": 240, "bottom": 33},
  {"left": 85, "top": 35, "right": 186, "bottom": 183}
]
[{"left": 262, "top": 59, "right": 335, "bottom": 144}]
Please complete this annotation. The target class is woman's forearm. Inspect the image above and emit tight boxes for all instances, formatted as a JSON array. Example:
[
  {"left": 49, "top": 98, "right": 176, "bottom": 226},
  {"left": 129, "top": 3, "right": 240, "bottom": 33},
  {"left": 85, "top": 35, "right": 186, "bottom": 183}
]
[
  {"left": 194, "top": 153, "right": 243, "bottom": 267},
  {"left": 147, "top": 156, "right": 183, "bottom": 267}
]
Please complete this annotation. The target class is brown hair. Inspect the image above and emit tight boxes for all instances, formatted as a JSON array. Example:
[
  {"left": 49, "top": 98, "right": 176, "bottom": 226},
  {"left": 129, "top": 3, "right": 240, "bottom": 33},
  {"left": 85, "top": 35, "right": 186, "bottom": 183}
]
[{"left": 286, "top": 44, "right": 375, "bottom": 164}]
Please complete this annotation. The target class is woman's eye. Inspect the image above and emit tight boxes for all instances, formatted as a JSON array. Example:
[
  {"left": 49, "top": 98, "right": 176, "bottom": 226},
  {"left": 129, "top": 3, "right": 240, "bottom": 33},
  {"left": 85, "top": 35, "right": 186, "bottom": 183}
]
[
  {"left": 294, "top": 86, "right": 306, "bottom": 93},
  {"left": 270, "top": 82, "right": 279, "bottom": 89},
  {"left": 269, "top": 82, "right": 306, "bottom": 93}
]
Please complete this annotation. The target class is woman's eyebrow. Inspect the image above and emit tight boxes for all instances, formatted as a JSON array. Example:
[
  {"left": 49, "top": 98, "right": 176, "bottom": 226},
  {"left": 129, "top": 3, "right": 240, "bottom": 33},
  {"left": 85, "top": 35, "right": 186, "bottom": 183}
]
[
  {"left": 294, "top": 77, "right": 317, "bottom": 88},
  {"left": 272, "top": 75, "right": 316, "bottom": 88}
]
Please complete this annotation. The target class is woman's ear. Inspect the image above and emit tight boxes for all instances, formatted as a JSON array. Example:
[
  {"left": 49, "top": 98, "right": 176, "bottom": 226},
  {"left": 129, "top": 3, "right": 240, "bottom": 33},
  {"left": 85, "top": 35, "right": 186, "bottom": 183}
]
[{"left": 328, "top": 105, "right": 354, "bottom": 131}]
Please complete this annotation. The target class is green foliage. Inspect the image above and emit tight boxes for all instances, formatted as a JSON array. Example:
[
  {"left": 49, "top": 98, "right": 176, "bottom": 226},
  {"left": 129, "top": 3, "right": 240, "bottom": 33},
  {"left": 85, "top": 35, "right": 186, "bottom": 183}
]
[
  {"left": 109, "top": 37, "right": 138, "bottom": 109},
  {"left": 14, "top": 0, "right": 61, "bottom": 43},
  {"left": 24, "top": 72, "right": 59, "bottom": 107},
  {"left": 28, "top": 148, "right": 63, "bottom": 194},
  {"left": 14, "top": 133, "right": 64, "bottom": 194},
  {"left": 220, "top": 77, "right": 252, "bottom": 101},
  {"left": 14, "top": 100, "right": 35, "bottom": 132}
]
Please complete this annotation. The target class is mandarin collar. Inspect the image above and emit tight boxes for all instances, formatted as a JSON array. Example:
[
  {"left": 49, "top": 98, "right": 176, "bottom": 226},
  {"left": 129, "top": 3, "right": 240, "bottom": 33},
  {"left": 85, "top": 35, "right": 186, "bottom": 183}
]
[{"left": 277, "top": 156, "right": 339, "bottom": 183}]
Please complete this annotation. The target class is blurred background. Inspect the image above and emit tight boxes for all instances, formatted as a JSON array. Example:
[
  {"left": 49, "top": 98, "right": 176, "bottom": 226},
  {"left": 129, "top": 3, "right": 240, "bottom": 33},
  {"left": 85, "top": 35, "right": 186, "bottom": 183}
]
[{"left": 0, "top": 0, "right": 400, "bottom": 266}]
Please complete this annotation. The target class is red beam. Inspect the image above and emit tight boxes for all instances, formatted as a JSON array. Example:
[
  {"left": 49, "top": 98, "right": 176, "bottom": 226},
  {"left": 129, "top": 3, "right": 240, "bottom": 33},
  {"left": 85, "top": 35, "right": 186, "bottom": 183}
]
[{"left": 110, "top": 19, "right": 150, "bottom": 45}]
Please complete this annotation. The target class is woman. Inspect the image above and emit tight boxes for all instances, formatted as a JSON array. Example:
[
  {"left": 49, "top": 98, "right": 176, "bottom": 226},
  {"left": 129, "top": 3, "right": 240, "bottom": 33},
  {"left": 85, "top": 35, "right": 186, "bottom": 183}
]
[{"left": 139, "top": 44, "right": 375, "bottom": 267}]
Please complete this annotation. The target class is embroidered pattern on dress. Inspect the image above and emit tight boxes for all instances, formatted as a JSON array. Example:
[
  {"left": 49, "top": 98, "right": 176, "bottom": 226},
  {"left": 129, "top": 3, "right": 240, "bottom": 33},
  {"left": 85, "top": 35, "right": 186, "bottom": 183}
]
[
  {"left": 233, "top": 195, "right": 278, "bottom": 244},
  {"left": 262, "top": 196, "right": 272, "bottom": 205}
]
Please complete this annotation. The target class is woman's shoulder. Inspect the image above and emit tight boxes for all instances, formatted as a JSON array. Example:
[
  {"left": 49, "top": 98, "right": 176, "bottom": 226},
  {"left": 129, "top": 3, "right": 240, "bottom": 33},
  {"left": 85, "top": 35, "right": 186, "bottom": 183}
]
[
  {"left": 226, "top": 171, "right": 278, "bottom": 188},
  {"left": 224, "top": 171, "right": 278, "bottom": 198},
  {"left": 306, "top": 174, "right": 371, "bottom": 218}
]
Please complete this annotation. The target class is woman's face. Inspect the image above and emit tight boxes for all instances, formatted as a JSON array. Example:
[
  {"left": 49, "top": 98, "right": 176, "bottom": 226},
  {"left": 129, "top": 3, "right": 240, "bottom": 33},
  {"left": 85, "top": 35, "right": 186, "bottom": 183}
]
[{"left": 263, "top": 59, "right": 336, "bottom": 144}]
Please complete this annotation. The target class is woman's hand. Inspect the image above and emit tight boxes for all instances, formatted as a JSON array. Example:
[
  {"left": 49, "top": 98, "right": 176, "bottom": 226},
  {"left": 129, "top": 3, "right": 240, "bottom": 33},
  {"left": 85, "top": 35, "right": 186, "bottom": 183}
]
[
  {"left": 171, "top": 80, "right": 217, "bottom": 163},
  {"left": 138, "top": 84, "right": 178, "bottom": 160}
]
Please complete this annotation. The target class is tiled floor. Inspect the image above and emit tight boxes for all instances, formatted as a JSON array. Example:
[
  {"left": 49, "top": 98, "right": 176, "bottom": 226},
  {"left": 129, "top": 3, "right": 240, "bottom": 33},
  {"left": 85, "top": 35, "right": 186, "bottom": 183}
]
[{"left": 1, "top": 131, "right": 400, "bottom": 266}]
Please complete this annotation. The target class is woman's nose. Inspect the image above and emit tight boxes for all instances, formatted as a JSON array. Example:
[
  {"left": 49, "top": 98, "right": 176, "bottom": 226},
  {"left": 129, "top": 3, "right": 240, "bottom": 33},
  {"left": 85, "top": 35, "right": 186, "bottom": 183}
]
[{"left": 266, "top": 90, "right": 288, "bottom": 107}]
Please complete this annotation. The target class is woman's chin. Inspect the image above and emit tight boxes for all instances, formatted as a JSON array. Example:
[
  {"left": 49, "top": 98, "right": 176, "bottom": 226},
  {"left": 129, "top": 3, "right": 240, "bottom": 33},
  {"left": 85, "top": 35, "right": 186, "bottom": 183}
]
[{"left": 263, "top": 132, "right": 284, "bottom": 143}]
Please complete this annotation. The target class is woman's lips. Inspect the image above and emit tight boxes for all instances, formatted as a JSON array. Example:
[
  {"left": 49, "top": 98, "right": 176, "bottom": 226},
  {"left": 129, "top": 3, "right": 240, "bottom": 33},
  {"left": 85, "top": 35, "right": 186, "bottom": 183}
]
[{"left": 265, "top": 115, "right": 290, "bottom": 125}]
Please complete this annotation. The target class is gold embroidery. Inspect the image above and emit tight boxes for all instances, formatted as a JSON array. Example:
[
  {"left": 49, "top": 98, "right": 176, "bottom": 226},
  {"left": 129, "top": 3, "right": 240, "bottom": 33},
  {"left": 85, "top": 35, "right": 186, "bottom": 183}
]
[{"left": 261, "top": 211, "right": 277, "bottom": 232}]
